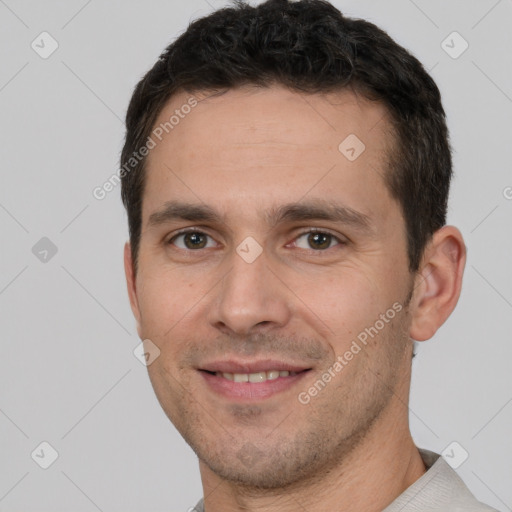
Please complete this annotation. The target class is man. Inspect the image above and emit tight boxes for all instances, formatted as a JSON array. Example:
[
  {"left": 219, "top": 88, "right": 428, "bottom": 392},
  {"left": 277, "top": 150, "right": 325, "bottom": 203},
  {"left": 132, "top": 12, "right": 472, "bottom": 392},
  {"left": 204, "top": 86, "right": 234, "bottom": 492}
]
[{"left": 120, "top": 0, "right": 498, "bottom": 510}]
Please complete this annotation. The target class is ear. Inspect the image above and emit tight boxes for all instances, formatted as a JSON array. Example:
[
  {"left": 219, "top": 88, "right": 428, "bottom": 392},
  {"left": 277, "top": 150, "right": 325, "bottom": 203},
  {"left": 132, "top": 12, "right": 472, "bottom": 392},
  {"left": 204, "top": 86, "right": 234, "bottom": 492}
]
[
  {"left": 409, "top": 225, "right": 467, "bottom": 341},
  {"left": 124, "top": 242, "right": 142, "bottom": 337}
]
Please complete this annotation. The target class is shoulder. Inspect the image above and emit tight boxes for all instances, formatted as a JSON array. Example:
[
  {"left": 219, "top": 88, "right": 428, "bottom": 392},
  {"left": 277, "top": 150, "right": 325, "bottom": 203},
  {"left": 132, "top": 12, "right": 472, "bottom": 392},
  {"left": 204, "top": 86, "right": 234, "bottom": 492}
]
[{"left": 384, "top": 449, "right": 499, "bottom": 512}]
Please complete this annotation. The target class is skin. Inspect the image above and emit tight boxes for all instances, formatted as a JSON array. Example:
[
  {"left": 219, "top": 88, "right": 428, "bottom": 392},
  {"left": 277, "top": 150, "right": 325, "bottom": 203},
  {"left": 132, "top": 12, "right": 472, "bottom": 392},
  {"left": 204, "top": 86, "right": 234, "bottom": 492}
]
[{"left": 124, "top": 85, "right": 466, "bottom": 512}]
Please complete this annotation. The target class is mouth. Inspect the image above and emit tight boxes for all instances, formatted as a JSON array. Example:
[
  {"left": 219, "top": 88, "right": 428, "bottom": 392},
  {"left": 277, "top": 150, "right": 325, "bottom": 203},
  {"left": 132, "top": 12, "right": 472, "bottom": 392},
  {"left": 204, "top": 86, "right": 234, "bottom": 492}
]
[
  {"left": 210, "top": 369, "right": 301, "bottom": 382},
  {"left": 198, "top": 360, "right": 312, "bottom": 400}
]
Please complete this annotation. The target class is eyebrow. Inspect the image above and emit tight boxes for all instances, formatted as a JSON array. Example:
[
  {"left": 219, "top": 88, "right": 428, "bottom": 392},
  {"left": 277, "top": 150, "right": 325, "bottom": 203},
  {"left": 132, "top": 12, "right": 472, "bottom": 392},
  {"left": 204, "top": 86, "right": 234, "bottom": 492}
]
[{"left": 147, "top": 199, "right": 374, "bottom": 234}]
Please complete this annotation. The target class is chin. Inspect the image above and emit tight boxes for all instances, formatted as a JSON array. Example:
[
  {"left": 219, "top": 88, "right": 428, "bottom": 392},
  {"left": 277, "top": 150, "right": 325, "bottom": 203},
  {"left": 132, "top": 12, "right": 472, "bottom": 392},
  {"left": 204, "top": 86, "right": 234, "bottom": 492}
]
[{"left": 192, "top": 429, "right": 345, "bottom": 491}]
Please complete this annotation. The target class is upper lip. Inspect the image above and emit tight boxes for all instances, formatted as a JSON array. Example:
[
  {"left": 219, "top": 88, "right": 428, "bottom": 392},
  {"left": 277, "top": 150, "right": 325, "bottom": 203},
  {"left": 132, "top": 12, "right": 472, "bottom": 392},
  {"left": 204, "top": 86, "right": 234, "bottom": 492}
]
[{"left": 199, "top": 359, "right": 312, "bottom": 374}]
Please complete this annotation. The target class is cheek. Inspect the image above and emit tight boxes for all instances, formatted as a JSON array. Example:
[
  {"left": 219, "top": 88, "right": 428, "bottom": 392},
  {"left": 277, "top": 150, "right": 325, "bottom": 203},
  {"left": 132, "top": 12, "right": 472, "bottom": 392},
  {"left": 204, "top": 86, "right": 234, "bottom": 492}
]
[
  {"left": 297, "top": 260, "right": 406, "bottom": 353},
  {"left": 291, "top": 267, "right": 382, "bottom": 343},
  {"left": 324, "top": 268, "right": 382, "bottom": 316},
  {"left": 136, "top": 268, "right": 200, "bottom": 340}
]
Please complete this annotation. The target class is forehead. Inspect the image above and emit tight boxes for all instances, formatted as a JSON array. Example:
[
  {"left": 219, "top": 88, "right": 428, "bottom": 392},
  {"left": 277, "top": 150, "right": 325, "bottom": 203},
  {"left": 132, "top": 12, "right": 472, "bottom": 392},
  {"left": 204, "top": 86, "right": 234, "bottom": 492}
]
[
  {"left": 149, "top": 85, "right": 392, "bottom": 158},
  {"left": 142, "top": 85, "right": 398, "bottom": 229}
]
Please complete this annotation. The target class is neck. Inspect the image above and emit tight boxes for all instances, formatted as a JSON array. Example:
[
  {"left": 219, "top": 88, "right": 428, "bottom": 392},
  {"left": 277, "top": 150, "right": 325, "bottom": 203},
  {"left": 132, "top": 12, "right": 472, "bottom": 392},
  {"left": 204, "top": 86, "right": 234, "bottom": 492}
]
[{"left": 198, "top": 398, "right": 426, "bottom": 512}]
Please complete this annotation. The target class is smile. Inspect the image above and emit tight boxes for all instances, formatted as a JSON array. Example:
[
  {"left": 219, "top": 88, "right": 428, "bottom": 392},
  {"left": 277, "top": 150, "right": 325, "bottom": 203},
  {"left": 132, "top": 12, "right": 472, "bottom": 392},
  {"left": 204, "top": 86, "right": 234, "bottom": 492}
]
[
  {"left": 215, "top": 370, "right": 298, "bottom": 382},
  {"left": 199, "top": 362, "right": 311, "bottom": 400}
]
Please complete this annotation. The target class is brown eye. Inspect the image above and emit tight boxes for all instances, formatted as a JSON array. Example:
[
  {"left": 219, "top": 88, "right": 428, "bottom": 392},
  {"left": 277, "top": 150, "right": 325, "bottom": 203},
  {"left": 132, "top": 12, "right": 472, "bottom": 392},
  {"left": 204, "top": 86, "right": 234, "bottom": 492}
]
[
  {"left": 293, "top": 230, "right": 342, "bottom": 251},
  {"left": 169, "top": 230, "right": 215, "bottom": 250},
  {"left": 307, "top": 232, "right": 332, "bottom": 250}
]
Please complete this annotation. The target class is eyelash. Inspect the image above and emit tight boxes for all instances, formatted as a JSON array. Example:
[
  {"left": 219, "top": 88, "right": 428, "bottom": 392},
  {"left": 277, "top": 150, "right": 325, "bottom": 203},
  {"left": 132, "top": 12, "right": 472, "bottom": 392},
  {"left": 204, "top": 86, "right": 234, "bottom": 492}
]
[{"left": 166, "top": 228, "right": 345, "bottom": 254}]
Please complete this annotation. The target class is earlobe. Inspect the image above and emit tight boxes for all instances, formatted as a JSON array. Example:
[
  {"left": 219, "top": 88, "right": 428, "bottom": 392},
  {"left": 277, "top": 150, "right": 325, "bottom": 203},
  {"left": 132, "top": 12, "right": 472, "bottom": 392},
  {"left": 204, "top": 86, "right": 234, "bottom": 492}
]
[
  {"left": 124, "top": 242, "right": 142, "bottom": 336},
  {"left": 409, "top": 226, "right": 466, "bottom": 342}
]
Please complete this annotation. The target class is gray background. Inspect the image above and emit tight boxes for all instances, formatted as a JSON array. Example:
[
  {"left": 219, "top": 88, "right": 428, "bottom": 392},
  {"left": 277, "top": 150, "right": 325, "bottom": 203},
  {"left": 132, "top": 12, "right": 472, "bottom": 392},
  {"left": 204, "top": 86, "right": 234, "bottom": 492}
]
[{"left": 1, "top": 0, "right": 511, "bottom": 510}]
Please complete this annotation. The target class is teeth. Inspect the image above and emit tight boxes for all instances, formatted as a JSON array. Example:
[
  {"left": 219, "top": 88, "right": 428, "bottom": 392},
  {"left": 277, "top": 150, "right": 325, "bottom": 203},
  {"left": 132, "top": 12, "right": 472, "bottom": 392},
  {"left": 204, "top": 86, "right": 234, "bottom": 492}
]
[
  {"left": 216, "top": 370, "right": 298, "bottom": 382},
  {"left": 249, "top": 372, "right": 266, "bottom": 383}
]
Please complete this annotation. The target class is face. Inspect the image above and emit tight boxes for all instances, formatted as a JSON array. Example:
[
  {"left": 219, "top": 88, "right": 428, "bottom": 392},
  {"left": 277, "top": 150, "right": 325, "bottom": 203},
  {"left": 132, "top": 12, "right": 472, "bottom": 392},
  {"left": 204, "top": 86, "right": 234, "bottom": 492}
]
[{"left": 126, "top": 86, "right": 417, "bottom": 488}]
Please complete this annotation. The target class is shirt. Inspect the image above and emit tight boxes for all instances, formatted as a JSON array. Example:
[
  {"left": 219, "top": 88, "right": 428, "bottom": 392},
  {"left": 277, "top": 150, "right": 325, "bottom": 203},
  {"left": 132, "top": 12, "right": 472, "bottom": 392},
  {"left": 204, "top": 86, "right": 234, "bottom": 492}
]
[{"left": 193, "top": 449, "right": 499, "bottom": 511}]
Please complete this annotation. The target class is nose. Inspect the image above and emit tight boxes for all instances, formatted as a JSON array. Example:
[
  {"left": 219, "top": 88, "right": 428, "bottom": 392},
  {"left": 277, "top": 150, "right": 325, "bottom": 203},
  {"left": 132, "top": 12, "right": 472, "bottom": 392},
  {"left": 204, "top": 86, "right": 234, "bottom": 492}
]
[{"left": 207, "top": 247, "right": 292, "bottom": 337}]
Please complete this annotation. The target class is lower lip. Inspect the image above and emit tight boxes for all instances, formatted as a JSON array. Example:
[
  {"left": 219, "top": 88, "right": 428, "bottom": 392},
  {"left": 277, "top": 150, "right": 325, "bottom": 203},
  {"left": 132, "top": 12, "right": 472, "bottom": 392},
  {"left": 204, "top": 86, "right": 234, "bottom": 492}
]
[{"left": 200, "top": 371, "right": 310, "bottom": 400}]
